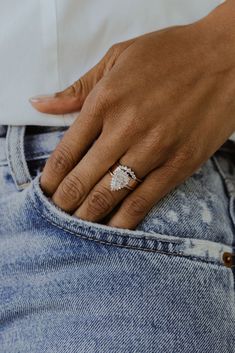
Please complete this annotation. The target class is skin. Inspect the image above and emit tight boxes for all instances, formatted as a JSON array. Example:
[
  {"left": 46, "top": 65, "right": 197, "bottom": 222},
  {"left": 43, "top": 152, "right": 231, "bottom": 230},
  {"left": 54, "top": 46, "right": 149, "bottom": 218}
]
[{"left": 30, "top": 1, "right": 235, "bottom": 230}]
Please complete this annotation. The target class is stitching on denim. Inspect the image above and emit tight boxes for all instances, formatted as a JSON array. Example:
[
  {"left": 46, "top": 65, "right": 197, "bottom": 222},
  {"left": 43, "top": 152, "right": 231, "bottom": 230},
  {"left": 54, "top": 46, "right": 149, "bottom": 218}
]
[
  {"left": 6, "top": 127, "right": 29, "bottom": 189},
  {"left": 6, "top": 126, "right": 16, "bottom": 186},
  {"left": 29, "top": 191, "right": 223, "bottom": 267},
  {"left": 14, "top": 127, "right": 25, "bottom": 180},
  {"left": 18, "top": 127, "right": 32, "bottom": 186}
]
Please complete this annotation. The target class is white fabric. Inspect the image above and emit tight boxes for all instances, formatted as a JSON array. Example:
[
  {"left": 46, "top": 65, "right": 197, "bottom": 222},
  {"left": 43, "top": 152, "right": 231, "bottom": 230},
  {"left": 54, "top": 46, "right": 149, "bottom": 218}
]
[{"left": 0, "top": 0, "right": 229, "bottom": 131}]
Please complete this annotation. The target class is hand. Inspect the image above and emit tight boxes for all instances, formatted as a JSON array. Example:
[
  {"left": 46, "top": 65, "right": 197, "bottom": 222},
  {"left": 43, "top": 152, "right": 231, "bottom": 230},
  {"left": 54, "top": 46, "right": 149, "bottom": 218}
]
[{"left": 30, "top": 3, "right": 235, "bottom": 230}]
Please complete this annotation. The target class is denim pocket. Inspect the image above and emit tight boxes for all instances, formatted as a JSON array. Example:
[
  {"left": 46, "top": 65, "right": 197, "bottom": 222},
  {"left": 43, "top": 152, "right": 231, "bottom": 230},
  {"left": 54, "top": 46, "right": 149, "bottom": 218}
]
[{"left": 19, "top": 172, "right": 231, "bottom": 268}]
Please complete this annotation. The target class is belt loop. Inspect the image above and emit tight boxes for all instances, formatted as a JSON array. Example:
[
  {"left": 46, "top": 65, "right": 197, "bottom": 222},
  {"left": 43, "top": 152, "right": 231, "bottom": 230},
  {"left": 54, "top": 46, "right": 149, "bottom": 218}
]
[{"left": 6, "top": 126, "right": 32, "bottom": 191}]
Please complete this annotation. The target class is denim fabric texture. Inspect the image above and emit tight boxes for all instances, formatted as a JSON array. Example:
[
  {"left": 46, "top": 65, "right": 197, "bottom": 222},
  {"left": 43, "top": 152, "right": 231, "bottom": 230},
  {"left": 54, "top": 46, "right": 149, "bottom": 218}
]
[{"left": 0, "top": 125, "right": 234, "bottom": 352}]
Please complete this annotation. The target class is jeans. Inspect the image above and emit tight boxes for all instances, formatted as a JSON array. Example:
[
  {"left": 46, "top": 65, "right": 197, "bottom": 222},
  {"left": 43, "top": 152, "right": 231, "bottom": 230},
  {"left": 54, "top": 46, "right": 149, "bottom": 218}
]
[{"left": 0, "top": 125, "right": 234, "bottom": 353}]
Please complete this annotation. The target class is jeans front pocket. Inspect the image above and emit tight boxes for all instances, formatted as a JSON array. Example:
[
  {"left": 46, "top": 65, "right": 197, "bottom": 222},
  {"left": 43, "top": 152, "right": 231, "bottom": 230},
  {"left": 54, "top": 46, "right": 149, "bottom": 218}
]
[{"left": 23, "top": 173, "right": 232, "bottom": 267}]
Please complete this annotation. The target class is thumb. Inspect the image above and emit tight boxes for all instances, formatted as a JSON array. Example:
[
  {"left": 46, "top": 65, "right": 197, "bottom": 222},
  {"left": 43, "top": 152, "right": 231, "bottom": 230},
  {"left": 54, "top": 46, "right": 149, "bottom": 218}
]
[{"left": 29, "top": 39, "right": 135, "bottom": 115}]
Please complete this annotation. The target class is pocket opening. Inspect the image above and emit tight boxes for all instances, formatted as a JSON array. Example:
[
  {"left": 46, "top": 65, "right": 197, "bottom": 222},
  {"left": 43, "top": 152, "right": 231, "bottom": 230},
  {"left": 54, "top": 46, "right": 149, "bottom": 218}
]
[{"left": 25, "top": 174, "right": 233, "bottom": 267}]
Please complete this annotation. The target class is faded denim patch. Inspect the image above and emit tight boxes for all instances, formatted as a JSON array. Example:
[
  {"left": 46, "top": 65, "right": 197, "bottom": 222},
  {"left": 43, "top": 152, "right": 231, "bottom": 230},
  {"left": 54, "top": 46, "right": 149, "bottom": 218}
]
[{"left": 137, "top": 157, "right": 234, "bottom": 246}]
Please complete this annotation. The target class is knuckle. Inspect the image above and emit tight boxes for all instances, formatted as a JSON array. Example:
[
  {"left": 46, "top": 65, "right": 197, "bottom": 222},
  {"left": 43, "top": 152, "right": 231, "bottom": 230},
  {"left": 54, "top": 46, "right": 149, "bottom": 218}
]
[
  {"left": 163, "top": 156, "right": 182, "bottom": 178},
  {"left": 107, "top": 43, "right": 120, "bottom": 56},
  {"left": 87, "top": 186, "right": 114, "bottom": 217},
  {"left": 107, "top": 40, "right": 134, "bottom": 59},
  {"left": 58, "top": 78, "right": 82, "bottom": 98},
  {"left": 90, "top": 83, "right": 114, "bottom": 115},
  {"left": 74, "top": 76, "right": 90, "bottom": 101},
  {"left": 72, "top": 78, "right": 83, "bottom": 95},
  {"left": 49, "top": 143, "right": 75, "bottom": 173},
  {"left": 123, "top": 195, "right": 149, "bottom": 218},
  {"left": 59, "top": 174, "right": 86, "bottom": 204},
  {"left": 177, "top": 148, "right": 194, "bottom": 164},
  {"left": 164, "top": 145, "right": 199, "bottom": 183},
  {"left": 171, "top": 143, "right": 199, "bottom": 171}
]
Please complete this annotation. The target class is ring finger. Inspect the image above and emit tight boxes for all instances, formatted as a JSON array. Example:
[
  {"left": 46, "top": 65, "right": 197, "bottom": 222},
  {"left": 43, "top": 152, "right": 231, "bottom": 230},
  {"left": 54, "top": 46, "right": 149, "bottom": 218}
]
[{"left": 73, "top": 148, "right": 166, "bottom": 223}]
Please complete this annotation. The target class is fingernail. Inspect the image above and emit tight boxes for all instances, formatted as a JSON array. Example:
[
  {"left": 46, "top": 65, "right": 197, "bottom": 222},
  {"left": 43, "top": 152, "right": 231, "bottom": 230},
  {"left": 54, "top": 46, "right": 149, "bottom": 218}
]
[{"left": 29, "top": 94, "right": 56, "bottom": 103}]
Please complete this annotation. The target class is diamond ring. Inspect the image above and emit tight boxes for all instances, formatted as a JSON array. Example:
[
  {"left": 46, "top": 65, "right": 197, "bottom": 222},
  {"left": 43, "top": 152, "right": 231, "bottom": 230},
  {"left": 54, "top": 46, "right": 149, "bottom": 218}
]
[{"left": 109, "top": 162, "right": 143, "bottom": 191}]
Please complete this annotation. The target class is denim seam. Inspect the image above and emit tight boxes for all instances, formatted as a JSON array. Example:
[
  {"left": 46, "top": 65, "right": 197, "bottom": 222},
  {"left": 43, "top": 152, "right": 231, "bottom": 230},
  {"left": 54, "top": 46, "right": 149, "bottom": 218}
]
[
  {"left": 211, "top": 155, "right": 235, "bottom": 239},
  {"left": 30, "top": 191, "right": 224, "bottom": 267},
  {"left": 212, "top": 155, "right": 235, "bottom": 195},
  {"left": 6, "top": 127, "right": 22, "bottom": 188},
  {"left": 16, "top": 127, "right": 32, "bottom": 187},
  {"left": 6, "top": 126, "right": 32, "bottom": 190}
]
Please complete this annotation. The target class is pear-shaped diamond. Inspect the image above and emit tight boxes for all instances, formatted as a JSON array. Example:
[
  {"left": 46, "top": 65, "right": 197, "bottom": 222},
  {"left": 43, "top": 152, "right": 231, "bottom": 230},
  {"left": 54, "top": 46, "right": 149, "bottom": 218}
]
[{"left": 110, "top": 165, "right": 136, "bottom": 191}]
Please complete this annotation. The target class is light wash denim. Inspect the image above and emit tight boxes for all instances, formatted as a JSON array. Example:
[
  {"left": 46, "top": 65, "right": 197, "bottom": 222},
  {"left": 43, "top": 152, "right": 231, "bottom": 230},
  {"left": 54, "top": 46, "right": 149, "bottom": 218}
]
[{"left": 0, "top": 125, "right": 234, "bottom": 353}]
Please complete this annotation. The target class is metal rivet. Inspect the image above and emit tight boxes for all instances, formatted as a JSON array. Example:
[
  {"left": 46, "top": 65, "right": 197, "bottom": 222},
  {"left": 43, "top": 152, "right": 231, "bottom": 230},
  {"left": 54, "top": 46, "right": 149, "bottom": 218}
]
[{"left": 223, "top": 252, "right": 235, "bottom": 268}]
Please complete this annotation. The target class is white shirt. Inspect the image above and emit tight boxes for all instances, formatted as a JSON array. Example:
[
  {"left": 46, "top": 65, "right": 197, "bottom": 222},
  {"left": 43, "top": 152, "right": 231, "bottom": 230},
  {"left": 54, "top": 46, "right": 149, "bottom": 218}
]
[{"left": 0, "top": 0, "right": 226, "bottom": 128}]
